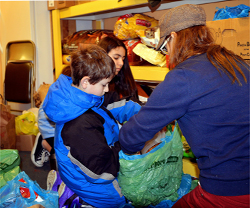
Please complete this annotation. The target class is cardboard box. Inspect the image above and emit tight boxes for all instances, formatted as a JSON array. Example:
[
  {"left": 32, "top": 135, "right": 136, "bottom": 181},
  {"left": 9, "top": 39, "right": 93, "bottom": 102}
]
[
  {"left": 28, "top": 205, "right": 45, "bottom": 208},
  {"left": 48, "top": 0, "right": 75, "bottom": 11},
  {"left": 16, "top": 135, "right": 36, "bottom": 151},
  {"left": 206, "top": 17, "right": 250, "bottom": 60},
  {"left": 47, "top": 0, "right": 56, "bottom": 10}
]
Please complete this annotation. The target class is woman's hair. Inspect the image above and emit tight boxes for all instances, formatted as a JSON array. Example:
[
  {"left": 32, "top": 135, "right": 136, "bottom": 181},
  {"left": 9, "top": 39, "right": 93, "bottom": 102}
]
[
  {"left": 169, "top": 25, "right": 249, "bottom": 85},
  {"left": 70, "top": 44, "right": 116, "bottom": 86},
  {"left": 98, "top": 36, "right": 139, "bottom": 98}
]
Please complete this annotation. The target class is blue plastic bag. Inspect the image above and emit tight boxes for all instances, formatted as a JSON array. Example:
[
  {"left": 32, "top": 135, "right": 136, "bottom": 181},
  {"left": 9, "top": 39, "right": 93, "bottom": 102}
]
[
  {"left": 213, "top": 4, "right": 250, "bottom": 20},
  {"left": 0, "top": 171, "right": 58, "bottom": 208}
]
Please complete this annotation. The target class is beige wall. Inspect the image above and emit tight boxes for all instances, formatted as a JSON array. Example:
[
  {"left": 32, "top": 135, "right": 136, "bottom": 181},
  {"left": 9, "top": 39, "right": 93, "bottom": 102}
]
[
  {"left": 0, "top": 1, "right": 53, "bottom": 108},
  {"left": 0, "top": 1, "right": 32, "bottom": 98},
  {"left": 0, "top": 1, "right": 53, "bottom": 114}
]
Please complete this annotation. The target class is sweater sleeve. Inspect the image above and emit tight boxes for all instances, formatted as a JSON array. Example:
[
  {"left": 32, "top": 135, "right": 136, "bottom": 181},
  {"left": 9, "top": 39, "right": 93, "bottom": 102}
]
[
  {"left": 119, "top": 68, "right": 192, "bottom": 154},
  {"left": 38, "top": 102, "right": 55, "bottom": 139},
  {"left": 61, "top": 110, "right": 120, "bottom": 178}
]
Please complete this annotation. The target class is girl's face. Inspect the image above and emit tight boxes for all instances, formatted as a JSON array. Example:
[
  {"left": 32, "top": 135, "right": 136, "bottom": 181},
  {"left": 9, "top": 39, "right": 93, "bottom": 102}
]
[{"left": 108, "top": 46, "right": 126, "bottom": 75}]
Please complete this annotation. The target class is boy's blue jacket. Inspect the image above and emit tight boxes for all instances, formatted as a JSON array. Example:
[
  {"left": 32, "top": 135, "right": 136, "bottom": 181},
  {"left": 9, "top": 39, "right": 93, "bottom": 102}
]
[{"left": 43, "top": 74, "right": 141, "bottom": 208}]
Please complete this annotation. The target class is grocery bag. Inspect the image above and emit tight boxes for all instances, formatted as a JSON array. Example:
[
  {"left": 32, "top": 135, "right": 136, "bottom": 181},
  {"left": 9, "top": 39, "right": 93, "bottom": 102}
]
[
  {"left": 213, "top": 4, "right": 250, "bottom": 20},
  {"left": 118, "top": 122, "right": 183, "bottom": 207},
  {"left": 0, "top": 171, "right": 58, "bottom": 208},
  {"left": 15, "top": 112, "right": 39, "bottom": 136},
  {"left": 0, "top": 149, "right": 21, "bottom": 188},
  {"left": 0, "top": 101, "right": 16, "bottom": 149},
  {"left": 0, "top": 166, "right": 20, "bottom": 189}
]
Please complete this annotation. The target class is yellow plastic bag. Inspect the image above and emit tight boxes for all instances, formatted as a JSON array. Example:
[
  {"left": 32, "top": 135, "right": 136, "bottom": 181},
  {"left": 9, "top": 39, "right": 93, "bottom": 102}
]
[{"left": 15, "top": 112, "right": 39, "bottom": 136}]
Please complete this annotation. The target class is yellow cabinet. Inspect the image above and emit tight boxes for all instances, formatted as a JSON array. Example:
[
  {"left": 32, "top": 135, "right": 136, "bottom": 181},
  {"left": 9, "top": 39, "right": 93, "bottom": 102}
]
[{"left": 51, "top": 0, "right": 226, "bottom": 81}]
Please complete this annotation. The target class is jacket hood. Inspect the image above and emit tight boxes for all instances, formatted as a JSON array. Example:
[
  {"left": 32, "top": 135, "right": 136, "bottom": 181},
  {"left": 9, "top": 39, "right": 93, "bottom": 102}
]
[{"left": 43, "top": 74, "right": 104, "bottom": 124}]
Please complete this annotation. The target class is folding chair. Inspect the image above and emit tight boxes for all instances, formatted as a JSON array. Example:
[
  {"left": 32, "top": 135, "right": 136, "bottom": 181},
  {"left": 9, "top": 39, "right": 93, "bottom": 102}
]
[{"left": 4, "top": 40, "right": 36, "bottom": 114}]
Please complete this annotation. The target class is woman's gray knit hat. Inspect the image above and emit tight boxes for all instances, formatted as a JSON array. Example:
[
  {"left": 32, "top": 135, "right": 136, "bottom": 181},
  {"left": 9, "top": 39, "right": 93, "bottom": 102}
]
[{"left": 156, "top": 4, "right": 206, "bottom": 50}]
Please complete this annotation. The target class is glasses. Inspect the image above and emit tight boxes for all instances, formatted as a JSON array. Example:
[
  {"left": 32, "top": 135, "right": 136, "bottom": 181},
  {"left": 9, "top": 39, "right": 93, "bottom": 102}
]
[{"left": 160, "top": 36, "right": 171, "bottom": 55}]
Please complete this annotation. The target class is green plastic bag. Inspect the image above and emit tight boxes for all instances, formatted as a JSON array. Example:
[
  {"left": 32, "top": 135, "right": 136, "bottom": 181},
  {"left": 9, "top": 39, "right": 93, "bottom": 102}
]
[
  {"left": 0, "top": 166, "right": 20, "bottom": 188},
  {"left": 0, "top": 149, "right": 21, "bottom": 188},
  {"left": 118, "top": 122, "right": 183, "bottom": 207},
  {"left": 0, "top": 149, "right": 20, "bottom": 174}
]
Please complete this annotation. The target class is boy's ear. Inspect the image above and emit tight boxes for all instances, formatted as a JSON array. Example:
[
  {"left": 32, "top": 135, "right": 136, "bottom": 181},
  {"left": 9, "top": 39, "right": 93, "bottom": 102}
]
[{"left": 80, "top": 76, "right": 90, "bottom": 89}]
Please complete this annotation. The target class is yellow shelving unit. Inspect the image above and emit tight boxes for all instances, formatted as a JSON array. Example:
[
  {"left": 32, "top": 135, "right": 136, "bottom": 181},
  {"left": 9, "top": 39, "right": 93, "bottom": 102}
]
[
  {"left": 51, "top": 0, "right": 169, "bottom": 81},
  {"left": 51, "top": 0, "right": 225, "bottom": 81}
]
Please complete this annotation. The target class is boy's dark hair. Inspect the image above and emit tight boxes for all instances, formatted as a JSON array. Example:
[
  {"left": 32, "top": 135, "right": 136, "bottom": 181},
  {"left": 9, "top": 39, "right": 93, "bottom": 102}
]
[{"left": 70, "top": 44, "right": 116, "bottom": 86}]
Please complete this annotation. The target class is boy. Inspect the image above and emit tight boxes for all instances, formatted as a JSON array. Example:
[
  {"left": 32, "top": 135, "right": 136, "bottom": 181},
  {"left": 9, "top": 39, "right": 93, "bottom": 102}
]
[
  {"left": 42, "top": 45, "right": 141, "bottom": 208},
  {"left": 31, "top": 66, "right": 71, "bottom": 169}
]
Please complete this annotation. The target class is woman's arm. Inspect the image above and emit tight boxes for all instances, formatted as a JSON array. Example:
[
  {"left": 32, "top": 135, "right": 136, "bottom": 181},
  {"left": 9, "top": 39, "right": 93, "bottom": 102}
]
[{"left": 119, "top": 69, "right": 191, "bottom": 154}]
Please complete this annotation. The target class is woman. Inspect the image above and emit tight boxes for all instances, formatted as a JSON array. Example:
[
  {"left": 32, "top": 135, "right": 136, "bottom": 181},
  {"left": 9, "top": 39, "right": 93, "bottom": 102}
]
[
  {"left": 119, "top": 4, "right": 249, "bottom": 207},
  {"left": 98, "top": 36, "right": 142, "bottom": 106}
]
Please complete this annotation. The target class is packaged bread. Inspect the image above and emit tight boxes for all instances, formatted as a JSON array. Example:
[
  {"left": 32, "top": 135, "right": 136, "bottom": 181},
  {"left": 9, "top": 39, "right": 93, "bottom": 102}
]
[
  {"left": 123, "top": 39, "right": 144, "bottom": 66},
  {"left": 114, "top": 13, "right": 158, "bottom": 40},
  {"left": 62, "top": 30, "right": 116, "bottom": 54}
]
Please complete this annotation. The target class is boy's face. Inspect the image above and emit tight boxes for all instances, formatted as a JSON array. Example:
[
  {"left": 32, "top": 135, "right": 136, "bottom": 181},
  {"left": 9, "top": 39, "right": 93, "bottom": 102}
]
[{"left": 84, "top": 77, "right": 112, "bottom": 97}]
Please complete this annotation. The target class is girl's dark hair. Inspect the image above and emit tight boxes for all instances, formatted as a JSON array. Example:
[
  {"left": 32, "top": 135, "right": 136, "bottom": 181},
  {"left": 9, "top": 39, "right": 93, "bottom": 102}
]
[
  {"left": 169, "top": 25, "right": 249, "bottom": 85},
  {"left": 61, "top": 65, "right": 72, "bottom": 77},
  {"left": 98, "top": 36, "right": 139, "bottom": 99},
  {"left": 70, "top": 44, "right": 116, "bottom": 86}
]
